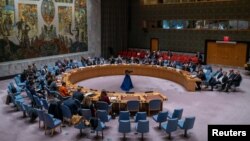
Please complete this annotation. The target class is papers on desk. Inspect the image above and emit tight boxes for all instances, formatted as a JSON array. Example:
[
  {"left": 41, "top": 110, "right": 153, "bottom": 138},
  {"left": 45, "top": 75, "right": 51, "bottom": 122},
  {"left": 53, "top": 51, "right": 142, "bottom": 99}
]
[
  {"left": 191, "top": 75, "right": 197, "bottom": 78},
  {"left": 109, "top": 96, "right": 117, "bottom": 100},
  {"left": 85, "top": 92, "right": 95, "bottom": 97}
]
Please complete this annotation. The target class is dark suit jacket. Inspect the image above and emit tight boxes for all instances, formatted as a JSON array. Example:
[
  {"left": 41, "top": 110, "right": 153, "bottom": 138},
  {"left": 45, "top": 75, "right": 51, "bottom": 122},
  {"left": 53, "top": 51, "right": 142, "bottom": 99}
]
[
  {"left": 233, "top": 74, "right": 242, "bottom": 86},
  {"left": 72, "top": 91, "right": 84, "bottom": 102},
  {"left": 221, "top": 76, "right": 228, "bottom": 84}
]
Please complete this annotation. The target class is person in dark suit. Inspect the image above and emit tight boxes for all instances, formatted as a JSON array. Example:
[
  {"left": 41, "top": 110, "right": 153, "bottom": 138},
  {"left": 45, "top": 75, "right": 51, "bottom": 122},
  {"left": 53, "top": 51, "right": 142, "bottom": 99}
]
[
  {"left": 72, "top": 87, "right": 84, "bottom": 102},
  {"left": 225, "top": 70, "right": 242, "bottom": 92},
  {"left": 196, "top": 52, "right": 203, "bottom": 64},
  {"left": 120, "top": 70, "right": 134, "bottom": 91},
  {"left": 210, "top": 71, "right": 228, "bottom": 91},
  {"left": 220, "top": 72, "right": 229, "bottom": 91},
  {"left": 227, "top": 70, "right": 236, "bottom": 83},
  {"left": 208, "top": 68, "right": 223, "bottom": 90},
  {"left": 196, "top": 69, "right": 206, "bottom": 90}
]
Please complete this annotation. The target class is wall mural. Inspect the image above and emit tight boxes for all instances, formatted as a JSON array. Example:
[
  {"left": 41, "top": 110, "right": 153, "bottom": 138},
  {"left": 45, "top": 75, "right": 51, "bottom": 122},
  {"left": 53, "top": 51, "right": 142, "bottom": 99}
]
[
  {"left": 18, "top": 4, "right": 38, "bottom": 46},
  {"left": 58, "top": 6, "right": 73, "bottom": 35},
  {"left": 75, "top": 0, "right": 87, "bottom": 43},
  {"left": 0, "top": 0, "right": 15, "bottom": 37},
  {"left": 41, "top": 0, "right": 55, "bottom": 25},
  {"left": 0, "top": 0, "right": 88, "bottom": 62},
  {"left": 55, "top": 0, "right": 73, "bottom": 3}
]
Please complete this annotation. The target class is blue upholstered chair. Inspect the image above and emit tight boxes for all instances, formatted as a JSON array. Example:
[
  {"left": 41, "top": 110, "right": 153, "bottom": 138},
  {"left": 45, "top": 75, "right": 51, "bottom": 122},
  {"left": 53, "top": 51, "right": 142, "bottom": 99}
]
[
  {"left": 95, "top": 119, "right": 106, "bottom": 139},
  {"left": 33, "top": 95, "right": 43, "bottom": 109},
  {"left": 22, "top": 103, "right": 32, "bottom": 117},
  {"left": 119, "top": 111, "right": 130, "bottom": 121},
  {"left": 135, "top": 120, "right": 149, "bottom": 139},
  {"left": 148, "top": 99, "right": 162, "bottom": 115},
  {"left": 14, "top": 75, "right": 26, "bottom": 89},
  {"left": 44, "top": 86, "right": 56, "bottom": 97},
  {"left": 60, "top": 104, "right": 73, "bottom": 125},
  {"left": 168, "top": 108, "right": 183, "bottom": 120},
  {"left": 134, "top": 112, "right": 147, "bottom": 122},
  {"left": 161, "top": 118, "right": 178, "bottom": 139},
  {"left": 43, "top": 112, "right": 62, "bottom": 135},
  {"left": 15, "top": 101, "right": 26, "bottom": 117},
  {"left": 96, "top": 110, "right": 111, "bottom": 125},
  {"left": 41, "top": 98, "right": 49, "bottom": 110},
  {"left": 127, "top": 100, "right": 140, "bottom": 113},
  {"left": 96, "top": 101, "right": 112, "bottom": 114},
  {"left": 36, "top": 108, "right": 45, "bottom": 128},
  {"left": 152, "top": 111, "right": 168, "bottom": 128},
  {"left": 79, "top": 109, "right": 92, "bottom": 120},
  {"left": 77, "top": 61, "right": 83, "bottom": 67},
  {"left": 10, "top": 82, "right": 23, "bottom": 93},
  {"left": 74, "top": 119, "right": 87, "bottom": 136},
  {"left": 7, "top": 84, "right": 24, "bottom": 106},
  {"left": 25, "top": 89, "right": 34, "bottom": 103},
  {"left": 178, "top": 116, "right": 196, "bottom": 137},
  {"left": 118, "top": 120, "right": 131, "bottom": 139}
]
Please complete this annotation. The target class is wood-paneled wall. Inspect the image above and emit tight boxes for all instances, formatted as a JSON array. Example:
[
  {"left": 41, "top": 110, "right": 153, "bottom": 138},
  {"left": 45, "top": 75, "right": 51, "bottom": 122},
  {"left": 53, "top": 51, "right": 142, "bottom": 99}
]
[{"left": 206, "top": 41, "right": 247, "bottom": 67}]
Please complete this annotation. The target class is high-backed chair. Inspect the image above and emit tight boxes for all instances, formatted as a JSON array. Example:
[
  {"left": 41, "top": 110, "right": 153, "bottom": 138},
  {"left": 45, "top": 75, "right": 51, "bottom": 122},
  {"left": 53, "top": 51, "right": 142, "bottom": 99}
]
[
  {"left": 10, "top": 82, "right": 23, "bottom": 93},
  {"left": 96, "top": 110, "right": 111, "bottom": 125},
  {"left": 43, "top": 112, "right": 62, "bottom": 135},
  {"left": 54, "top": 91, "right": 71, "bottom": 101},
  {"left": 74, "top": 119, "right": 87, "bottom": 136},
  {"left": 96, "top": 101, "right": 112, "bottom": 114},
  {"left": 44, "top": 86, "right": 56, "bottom": 97},
  {"left": 60, "top": 104, "right": 73, "bottom": 125},
  {"left": 127, "top": 100, "right": 140, "bottom": 112},
  {"left": 118, "top": 120, "right": 131, "bottom": 139},
  {"left": 134, "top": 112, "right": 147, "bottom": 122},
  {"left": 79, "top": 109, "right": 92, "bottom": 120},
  {"left": 178, "top": 116, "right": 196, "bottom": 137},
  {"left": 25, "top": 89, "right": 34, "bottom": 105},
  {"left": 36, "top": 108, "right": 45, "bottom": 128},
  {"left": 152, "top": 111, "right": 168, "bottom": 128},
  {"left": 33, "top": 95, "right": 43, "bottom": 109},
  {"left": 14, "top": 75, "right": 26, "bottom": 89},
  {"left": 15, "top": 101, "right": 26, "bottom": 117},
  {"left": 119, "top": 111, "right": 130, "bottom": 121},
  {"left": 135, "top": 120, "right": 149, "bottom": 139},
  {"left": 41, "top": 98, "right": 49, "bottom": 110},
  {"left": 168, "top": 108, "right": 183, "bottom": 120},
  {"left": 148, "top": 99, "right": 162, "bottom": 116},
  {"left": 95, "top": 119, "right": 106, "bottom": 139},
  {"left": 22, "top": 103, "right": 32, "bottom": 117},
  {"left": 161, "top": 118, "right": 178, "bottom": 139}
]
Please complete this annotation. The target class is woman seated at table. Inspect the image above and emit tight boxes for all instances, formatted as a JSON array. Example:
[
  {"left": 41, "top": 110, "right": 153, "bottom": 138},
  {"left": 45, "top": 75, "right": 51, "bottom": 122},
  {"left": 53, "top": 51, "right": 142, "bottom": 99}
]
[
  {"left": 81, "top": 96, "right": 96, "bottom": 117},
  {"left": 99, "top": 90, "right": 111, "bottom": 105}
]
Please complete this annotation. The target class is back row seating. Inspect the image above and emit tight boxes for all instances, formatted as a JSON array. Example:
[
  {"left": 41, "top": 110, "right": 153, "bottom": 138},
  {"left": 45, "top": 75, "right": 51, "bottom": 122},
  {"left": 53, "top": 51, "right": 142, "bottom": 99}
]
[{"left": 118, "top": 50, "right": 199, "bottom": 64}]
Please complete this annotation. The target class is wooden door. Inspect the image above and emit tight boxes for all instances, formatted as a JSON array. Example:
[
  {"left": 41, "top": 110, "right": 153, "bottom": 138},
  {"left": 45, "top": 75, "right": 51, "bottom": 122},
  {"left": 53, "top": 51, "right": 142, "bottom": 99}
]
[
  {"left": 150, "top": 38, "right": 159, "bottom": 52},
  {"left": 206, "top": 42, "right": 247, "bottom": 67}
]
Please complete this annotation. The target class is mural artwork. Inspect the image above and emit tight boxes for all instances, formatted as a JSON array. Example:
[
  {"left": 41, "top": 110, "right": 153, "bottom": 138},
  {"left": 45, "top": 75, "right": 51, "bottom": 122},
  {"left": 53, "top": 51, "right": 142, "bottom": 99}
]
[
  {"left": 0, "top": 1, "right": 88, "bottom": 62},
  {"left": 75, "top": 0, "right": 88, "bottom": 43},
  {"left": 41, "top": 0, "right": 55, "bottom": 25},
  {"left": 55, "top": 0, "right": 73, "bottom": 3},
  {"left": 0, "top": 0, "right": 15, "bottom": 37},
  {"left": 58, "top": 6, "right": 73, "bottom": 35},
  {"left": 18, "top": 4, "right": 38, "bottom": 41}
]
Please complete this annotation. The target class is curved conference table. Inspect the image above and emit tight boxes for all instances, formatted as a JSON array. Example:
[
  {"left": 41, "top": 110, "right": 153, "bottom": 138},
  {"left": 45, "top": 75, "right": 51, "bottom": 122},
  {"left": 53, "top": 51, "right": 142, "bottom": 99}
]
[{"left": 61, "top": 64, "right": 200, "bottom": 113}]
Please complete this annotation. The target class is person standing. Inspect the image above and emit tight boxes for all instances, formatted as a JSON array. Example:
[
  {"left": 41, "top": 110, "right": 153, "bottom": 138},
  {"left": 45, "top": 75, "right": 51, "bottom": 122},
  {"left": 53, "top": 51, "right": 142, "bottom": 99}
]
[{"left": 120, "top": 70, "right": 134, "bottom": 92}]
